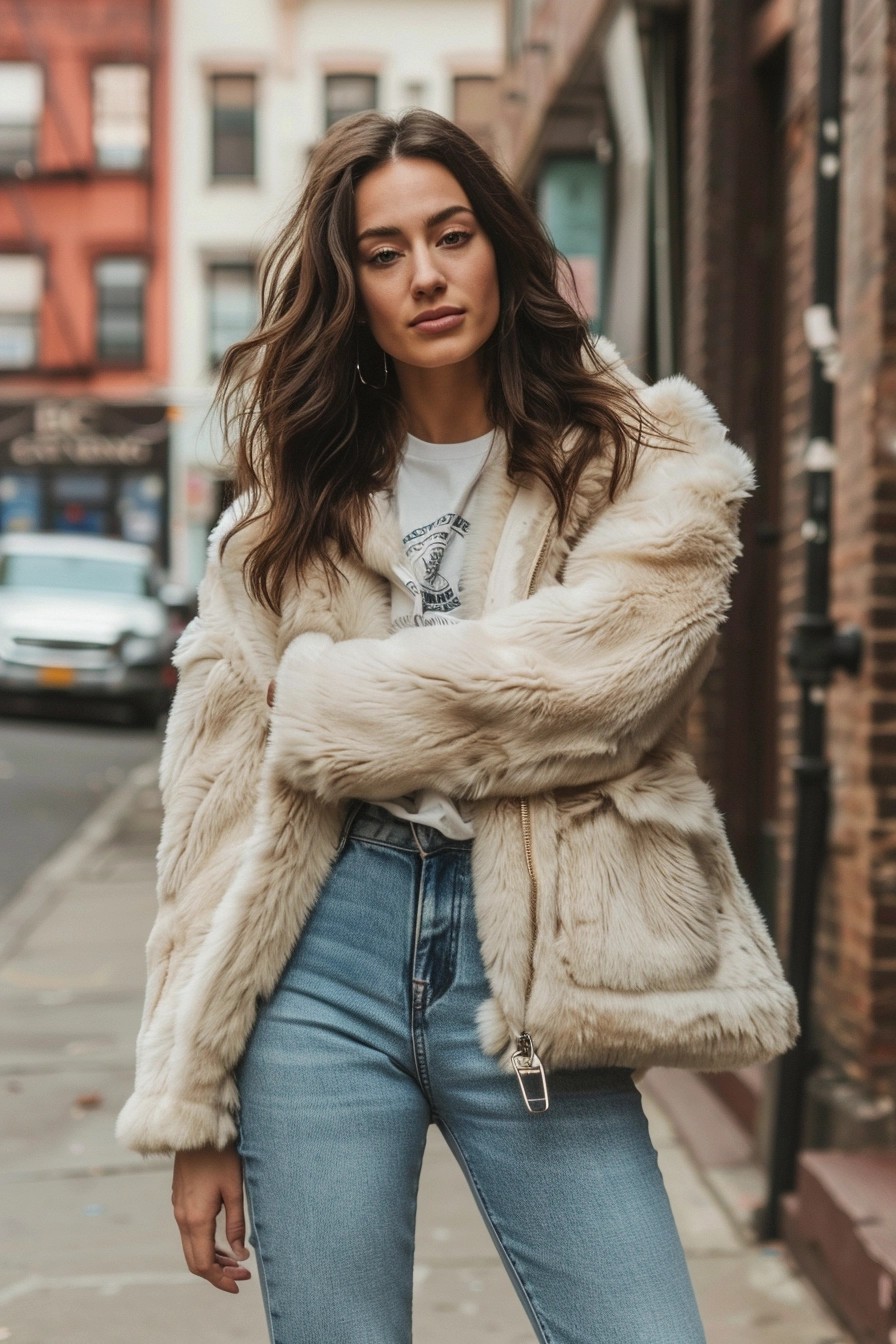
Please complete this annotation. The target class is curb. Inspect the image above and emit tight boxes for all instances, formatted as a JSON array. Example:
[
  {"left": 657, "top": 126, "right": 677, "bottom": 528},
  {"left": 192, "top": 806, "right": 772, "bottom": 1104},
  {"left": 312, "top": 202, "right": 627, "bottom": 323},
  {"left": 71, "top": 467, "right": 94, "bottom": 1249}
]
[{"left": 0, "top": 756, "right": 160, "bottom": 966}]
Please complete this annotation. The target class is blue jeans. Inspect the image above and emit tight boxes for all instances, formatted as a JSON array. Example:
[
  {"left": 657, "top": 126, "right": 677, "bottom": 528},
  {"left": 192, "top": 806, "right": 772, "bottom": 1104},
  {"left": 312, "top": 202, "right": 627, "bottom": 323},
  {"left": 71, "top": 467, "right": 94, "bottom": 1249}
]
[{"left": 236, "top": 803, "right": 707, "bottom": 1344}]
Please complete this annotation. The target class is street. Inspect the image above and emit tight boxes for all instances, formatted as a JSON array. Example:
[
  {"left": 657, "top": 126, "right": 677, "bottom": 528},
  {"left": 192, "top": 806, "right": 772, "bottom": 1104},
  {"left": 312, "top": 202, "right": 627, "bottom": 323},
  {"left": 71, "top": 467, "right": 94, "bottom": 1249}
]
[{"left": 0, "top": 712, "right": 162, "bottom": 911}]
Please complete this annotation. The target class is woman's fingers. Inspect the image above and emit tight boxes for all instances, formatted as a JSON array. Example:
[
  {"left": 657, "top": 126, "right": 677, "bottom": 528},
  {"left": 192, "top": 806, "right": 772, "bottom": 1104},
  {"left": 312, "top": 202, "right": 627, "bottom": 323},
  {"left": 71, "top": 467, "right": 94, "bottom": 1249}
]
[
  {"left": 222, "top": 1164, "right": 250, "bottom": 1263},
  {"left": 215, "top": 1246, "right": 253, "bottom": 1280},
  {"left": 172, "top": 1144, "right": 251, "bottom": 1294},
  {"left": 177, "top": 1214, "right": 239, "bottom": 1293}
]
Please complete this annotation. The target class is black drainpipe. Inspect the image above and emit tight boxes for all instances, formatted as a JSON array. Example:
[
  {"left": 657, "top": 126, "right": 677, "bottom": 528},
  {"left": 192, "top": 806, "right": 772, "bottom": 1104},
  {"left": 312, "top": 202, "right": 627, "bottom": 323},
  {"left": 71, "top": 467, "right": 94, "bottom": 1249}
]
[{"left": 756, "top": 0, "right": 862, "bottom": 1240}]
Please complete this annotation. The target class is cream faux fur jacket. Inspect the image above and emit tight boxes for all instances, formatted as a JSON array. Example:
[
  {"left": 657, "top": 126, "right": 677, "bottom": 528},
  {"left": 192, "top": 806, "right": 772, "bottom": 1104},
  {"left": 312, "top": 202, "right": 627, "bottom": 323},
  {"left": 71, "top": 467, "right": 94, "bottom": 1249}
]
[{"left": 117, "top": 341, "right": 799, "bottom": 1156}]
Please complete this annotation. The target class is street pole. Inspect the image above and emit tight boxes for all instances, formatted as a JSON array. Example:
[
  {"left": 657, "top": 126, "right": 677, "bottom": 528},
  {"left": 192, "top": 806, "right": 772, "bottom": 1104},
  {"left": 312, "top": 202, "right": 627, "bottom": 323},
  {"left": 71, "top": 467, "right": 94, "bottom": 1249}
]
[{"left": 756, "top": 0, "right": 862, "bottom": 1241}]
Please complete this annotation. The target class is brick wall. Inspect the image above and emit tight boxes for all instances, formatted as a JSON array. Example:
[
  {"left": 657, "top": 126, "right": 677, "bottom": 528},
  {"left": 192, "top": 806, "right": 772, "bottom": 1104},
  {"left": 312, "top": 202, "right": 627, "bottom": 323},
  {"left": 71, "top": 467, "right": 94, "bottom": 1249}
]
[
  {"left": 681, "top": 0, "right": 743, "bottom": 407},
  {"left": 680, "top": 0, "right": 747, "bottom": 798},
  {"left": 863, "top": 0, "right": 896, "bottom": 1084},
  {"left": 684, "top": 0, "right": 896, "bottom": 1111},
  {"left": 819, "top": 0, "right": 887, "bottom": 1081},
  {"left": 771, "top": 0, "right": 819, "bottom": 993}
]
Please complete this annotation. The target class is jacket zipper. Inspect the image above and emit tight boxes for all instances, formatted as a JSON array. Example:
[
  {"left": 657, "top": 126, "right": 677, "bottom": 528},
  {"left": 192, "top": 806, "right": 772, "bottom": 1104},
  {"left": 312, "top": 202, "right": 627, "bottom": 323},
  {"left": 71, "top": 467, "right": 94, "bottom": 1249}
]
[{"left": 511, "top": 523, "right": 554, "bottom": 1115}]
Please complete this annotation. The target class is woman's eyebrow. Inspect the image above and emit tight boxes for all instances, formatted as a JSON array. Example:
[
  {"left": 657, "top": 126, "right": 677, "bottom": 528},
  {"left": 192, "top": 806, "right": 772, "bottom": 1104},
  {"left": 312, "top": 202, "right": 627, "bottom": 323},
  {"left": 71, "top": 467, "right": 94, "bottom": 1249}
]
[{"left": 356, "top": 204, "right": 474, "bottom": 244}]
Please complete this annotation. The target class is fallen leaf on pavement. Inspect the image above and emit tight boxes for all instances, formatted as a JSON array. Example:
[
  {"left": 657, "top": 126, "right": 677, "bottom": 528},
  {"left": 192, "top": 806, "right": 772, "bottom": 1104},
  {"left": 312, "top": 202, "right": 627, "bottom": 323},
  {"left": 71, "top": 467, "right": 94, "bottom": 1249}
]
[{"left": 73, "top": 1090, "right": 104, "bottom": 1109}]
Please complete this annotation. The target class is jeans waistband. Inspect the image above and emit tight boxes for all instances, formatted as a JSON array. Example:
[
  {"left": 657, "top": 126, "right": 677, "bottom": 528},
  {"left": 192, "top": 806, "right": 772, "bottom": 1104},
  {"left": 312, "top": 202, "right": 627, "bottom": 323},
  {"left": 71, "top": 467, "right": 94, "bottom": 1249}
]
[{"left": 342, "top": 800, "right": 474, "bottom": 855}]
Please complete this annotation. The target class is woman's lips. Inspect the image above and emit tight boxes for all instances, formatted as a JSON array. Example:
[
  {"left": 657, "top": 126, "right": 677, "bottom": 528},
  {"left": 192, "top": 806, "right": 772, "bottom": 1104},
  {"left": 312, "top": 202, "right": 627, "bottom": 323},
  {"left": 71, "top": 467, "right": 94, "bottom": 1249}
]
[{"left": 410, "top": 310, "right": 465, "bottom": 334}]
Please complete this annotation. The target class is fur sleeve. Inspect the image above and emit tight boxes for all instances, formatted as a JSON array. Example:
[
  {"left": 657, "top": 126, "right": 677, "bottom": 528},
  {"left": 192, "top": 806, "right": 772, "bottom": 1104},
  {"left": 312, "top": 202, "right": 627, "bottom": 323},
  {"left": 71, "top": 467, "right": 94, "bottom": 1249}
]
[
  {"left": 268, "top": 404, "right": 756, "bottom": 803},
  {"left": 153, "top": 507, "right": 276, "bottom": 900},
  {"left": 115, "top": 509, "right": 275, "bottom": 1154}
]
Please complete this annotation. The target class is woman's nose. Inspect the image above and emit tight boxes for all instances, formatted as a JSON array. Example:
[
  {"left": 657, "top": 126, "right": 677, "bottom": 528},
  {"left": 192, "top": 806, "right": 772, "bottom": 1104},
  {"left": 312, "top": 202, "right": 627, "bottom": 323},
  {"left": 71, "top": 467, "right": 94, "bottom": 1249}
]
[{"left": 411, "top": 249, "right": 447, "bottom": 296}]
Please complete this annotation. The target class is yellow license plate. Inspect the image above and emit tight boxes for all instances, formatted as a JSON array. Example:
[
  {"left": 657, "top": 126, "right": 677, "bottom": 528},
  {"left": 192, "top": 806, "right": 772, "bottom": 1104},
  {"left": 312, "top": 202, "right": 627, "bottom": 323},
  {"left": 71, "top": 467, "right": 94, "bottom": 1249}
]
[{"left": 37, "top": 665, "right": 75, "bottom": 687}]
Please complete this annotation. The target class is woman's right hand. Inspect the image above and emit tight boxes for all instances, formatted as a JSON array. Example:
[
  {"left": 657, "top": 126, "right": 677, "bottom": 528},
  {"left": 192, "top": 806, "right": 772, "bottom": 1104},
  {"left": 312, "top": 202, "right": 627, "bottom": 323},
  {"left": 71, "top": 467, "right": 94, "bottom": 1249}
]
[{"left": 172, "top": 1142, "right": 252, "bottom": 1293}]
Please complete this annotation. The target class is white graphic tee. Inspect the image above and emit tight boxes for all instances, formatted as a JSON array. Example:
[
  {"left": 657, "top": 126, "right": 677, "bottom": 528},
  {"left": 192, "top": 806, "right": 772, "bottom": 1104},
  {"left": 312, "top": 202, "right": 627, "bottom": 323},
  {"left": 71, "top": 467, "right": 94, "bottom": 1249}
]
[{"left": 373, "top": 427, "right": 497, "bottom": 839}]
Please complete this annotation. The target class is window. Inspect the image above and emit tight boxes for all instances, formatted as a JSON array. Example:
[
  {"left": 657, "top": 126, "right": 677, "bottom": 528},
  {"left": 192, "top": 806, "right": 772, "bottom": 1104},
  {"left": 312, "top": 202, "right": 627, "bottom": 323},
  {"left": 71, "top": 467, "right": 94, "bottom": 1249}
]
[
  {"left": 207, "top": 262, "right": 257, "bottom": 367},
  {"left": 95, "top": 257, "right": 147, "bottom": 363},
  {"left": 324, "top": 74, "right": 377, "bottom": 130},
  {"left": 0, "top": 474, "right": 41, "bottom": 533},
  {"left": 508, "top": 0, "right": 540, "bottom": 63},
  {"left": 0, "top": 255, "right": 42, "bottom": 368},
  {"left": 0, "top": 62, "right": 42, "bottom": 174},
  {"left": 210, "top": 74, "right": 257, "bottom": 180},
  {"left": 0, "top": 550, "right": 149, "bottom": 596},
  {"left": 453, "top": 75, "right": 498, "bottom": 152},
  {"left": 536, "top": 157, "right": 608, "bottom": 332},
  {"left": 119, "top": 472, "right": 164, "bottom": 547},
  {"left": 401, "top": 80, "right": 427, "bottom": 108},
  {"left": 93, "top": 64, "right": 150, "bottom": 170}
]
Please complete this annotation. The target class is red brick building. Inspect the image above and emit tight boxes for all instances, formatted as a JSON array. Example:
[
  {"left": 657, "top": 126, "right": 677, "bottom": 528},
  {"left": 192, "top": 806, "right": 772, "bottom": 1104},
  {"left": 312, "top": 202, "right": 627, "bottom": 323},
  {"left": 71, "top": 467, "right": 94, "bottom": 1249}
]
[
  {"left": 679, "top": 0, "right": 896, "bottom": 1151},
  {"left": 497, "top": 0, "right": 896, "bottom": 1331},
  {"left": 0, "top": 0, "right": 171, "bottom": 560}
]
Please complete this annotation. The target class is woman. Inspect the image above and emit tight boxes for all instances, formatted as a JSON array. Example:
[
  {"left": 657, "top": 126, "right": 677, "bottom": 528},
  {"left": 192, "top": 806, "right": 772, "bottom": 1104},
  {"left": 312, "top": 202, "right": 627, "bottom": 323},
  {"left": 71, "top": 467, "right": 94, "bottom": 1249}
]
[{"left": 117, "top": 109, "right": 798, "bottom": 1343}]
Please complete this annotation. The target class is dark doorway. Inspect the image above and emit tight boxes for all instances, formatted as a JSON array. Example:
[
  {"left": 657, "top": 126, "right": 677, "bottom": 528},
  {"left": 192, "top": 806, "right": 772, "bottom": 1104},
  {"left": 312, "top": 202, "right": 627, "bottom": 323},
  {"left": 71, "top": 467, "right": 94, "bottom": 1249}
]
[{"left": 719, "top": 34, "right": 789, "bottom": 921}]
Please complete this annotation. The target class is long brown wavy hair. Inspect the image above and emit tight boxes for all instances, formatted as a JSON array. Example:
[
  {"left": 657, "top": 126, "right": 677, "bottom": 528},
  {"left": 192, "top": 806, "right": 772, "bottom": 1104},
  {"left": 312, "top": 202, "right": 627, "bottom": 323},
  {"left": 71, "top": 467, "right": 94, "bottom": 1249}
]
[{"left": 217, "top": 108, "right": 655, "bottom": 612}]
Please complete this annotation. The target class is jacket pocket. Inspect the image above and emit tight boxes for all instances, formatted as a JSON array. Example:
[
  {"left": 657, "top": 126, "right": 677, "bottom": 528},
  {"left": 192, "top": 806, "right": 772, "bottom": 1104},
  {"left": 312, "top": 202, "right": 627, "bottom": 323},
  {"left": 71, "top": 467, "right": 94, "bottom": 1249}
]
[{"left": 553, "top": 782, "right": 722, "bottom": 993}]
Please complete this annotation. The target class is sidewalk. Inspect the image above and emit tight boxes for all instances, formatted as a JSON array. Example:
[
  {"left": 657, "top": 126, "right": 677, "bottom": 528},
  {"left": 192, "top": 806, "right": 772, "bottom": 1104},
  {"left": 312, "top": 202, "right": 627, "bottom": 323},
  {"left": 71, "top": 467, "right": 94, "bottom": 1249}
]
[{"left": 0, "top": 757, "right": 854, "bottom": 1344}]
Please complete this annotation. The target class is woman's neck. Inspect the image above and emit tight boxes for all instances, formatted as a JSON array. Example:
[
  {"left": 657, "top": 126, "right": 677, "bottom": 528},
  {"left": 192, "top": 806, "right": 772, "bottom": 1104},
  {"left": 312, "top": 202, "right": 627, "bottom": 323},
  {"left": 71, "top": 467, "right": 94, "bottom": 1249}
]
[{"left": 394, "top": 356, "right": 492, "bottom": 443}]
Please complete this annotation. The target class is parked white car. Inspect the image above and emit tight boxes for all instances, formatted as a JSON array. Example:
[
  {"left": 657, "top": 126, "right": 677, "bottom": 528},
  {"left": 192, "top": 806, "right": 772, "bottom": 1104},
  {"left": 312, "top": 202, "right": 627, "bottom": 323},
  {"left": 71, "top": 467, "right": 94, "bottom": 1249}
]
[{"left": 0, "top": 533, "right": 190, "bottom": 726}]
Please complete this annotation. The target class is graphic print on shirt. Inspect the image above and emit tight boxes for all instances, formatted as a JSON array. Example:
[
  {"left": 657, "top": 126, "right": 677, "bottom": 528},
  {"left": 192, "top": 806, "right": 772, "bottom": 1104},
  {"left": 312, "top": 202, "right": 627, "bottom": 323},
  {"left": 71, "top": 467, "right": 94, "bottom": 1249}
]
[{"left": 394, "top": 510, "right": 471, "bottom": 628}]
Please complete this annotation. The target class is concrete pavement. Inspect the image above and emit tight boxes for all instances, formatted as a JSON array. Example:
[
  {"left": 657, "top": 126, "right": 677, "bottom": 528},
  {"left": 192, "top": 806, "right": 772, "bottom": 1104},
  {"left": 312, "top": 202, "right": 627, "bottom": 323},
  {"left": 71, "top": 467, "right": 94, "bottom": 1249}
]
[{"left": 0, "top": 757, "right": 854, "bottom": 1343}]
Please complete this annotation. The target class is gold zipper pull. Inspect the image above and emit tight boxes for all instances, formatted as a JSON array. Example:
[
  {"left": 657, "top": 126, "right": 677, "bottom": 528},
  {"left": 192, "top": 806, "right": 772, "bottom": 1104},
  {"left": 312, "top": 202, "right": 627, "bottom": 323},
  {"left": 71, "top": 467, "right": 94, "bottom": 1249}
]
[{"left": 511, "top": 1032, "right": 550, "bottom": 1114}]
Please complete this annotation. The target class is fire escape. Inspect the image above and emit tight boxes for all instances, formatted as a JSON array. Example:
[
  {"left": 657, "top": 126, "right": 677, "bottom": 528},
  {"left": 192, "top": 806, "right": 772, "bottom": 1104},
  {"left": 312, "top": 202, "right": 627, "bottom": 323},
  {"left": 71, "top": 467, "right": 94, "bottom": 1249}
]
[{"left": 0, "top": 0, "right": 160, "bottom": 379}]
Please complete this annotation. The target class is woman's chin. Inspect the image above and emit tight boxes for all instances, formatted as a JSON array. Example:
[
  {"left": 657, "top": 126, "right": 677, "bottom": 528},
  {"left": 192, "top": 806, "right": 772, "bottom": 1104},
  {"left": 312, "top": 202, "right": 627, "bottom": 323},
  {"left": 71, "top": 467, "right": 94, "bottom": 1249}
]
[{"left": 392, "top": 345, "right": 485, "bottom": 375}]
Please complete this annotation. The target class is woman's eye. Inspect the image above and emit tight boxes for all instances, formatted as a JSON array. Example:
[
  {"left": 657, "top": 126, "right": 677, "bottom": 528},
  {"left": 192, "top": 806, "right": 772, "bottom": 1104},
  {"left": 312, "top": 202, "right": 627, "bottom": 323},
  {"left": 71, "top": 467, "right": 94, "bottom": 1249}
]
[
  {"left": 439, "top": 229, "right": 472, "bottom": 247},
  {"left": 369, "top": 248, "right": 400, "bottom": 266}
]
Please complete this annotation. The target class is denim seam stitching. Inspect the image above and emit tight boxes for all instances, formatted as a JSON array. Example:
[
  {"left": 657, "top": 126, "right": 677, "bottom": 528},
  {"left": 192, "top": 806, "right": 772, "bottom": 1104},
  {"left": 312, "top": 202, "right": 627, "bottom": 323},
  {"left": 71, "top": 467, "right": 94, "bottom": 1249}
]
[
  {"left": 347, "top": 825, "right": 472, "bottom": 858},
  {"left": 447, "top": 854, "right": 463, "bottom": 990},
  {"left": 347, "top": 833, "right": 422, "bottom": 856},
  {"left": 413, "top": 842, "right": 472, "bottom": 856},
  {"left": 409, "top": 855, "right": 435, "bottom": 1103},
  {"left": 242, "top": 1162, "right": 281, "bottom": 1344},
  {"left": 411, "top": 984, "right": 434, "bottom": 1099},
  {"left": 436, "top": 1115, "right": 554, "bottom": 1344},
  {"left": 335, "top": 799, "right": 365, "bottom": 855},
  {"left": 423, "top": 853, "right": 462, "bottom": 1008}
]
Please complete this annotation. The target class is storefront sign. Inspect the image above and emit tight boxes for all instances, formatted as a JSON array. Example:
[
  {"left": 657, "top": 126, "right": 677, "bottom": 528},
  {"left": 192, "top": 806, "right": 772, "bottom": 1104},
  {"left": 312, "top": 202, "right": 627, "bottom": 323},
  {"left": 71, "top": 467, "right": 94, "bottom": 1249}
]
[{"left": 0, "top": 400, "right": 168, "bottom": 472}]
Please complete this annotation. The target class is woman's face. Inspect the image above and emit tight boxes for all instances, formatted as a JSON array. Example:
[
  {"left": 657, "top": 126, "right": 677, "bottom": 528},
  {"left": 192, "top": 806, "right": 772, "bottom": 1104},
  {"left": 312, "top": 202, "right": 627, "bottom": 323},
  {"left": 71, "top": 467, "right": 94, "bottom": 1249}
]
[{"left": 353, "top": 156, "right": 501, "bottom": 374}]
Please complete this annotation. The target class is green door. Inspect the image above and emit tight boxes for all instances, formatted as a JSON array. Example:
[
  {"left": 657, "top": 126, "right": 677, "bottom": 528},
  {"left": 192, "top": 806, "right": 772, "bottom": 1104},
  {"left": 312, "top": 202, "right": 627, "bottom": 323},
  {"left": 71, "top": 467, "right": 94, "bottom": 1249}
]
[{"left": 536, "top": 156, "right": 608, "bottom": 334}]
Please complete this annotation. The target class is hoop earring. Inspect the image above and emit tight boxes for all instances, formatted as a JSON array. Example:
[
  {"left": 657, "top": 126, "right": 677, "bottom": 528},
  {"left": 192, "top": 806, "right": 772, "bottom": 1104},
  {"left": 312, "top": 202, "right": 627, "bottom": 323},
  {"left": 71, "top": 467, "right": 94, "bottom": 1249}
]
[{"left": 356, "top": 338, "right": 389, "bottom": 390}]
